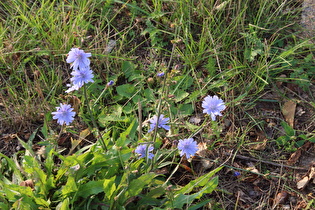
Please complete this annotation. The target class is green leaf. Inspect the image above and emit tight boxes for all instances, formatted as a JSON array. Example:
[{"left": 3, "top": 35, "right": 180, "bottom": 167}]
[
  {"left": 280, "top": 121, "right": 295, "bottom": 137},
  {"left": 308, "top": 137, "right": 315, "bottom": 143},
  {"left": 3, "top": 183, "right": 34, "bottom": 200},
  {"left": 17, "top": 136, "right": 36, "bottom": 157},
  {"left": 178, "top": 103, "right": 194, "bottom": 116},
  {"left": 76, "top": 180, "right": 104, "bottom": 198},
  {"left": 188, "top": 199, "right": 211, "bottom": 210},
  {"left": 174, "top": 89, "right": 189, "bottom": 102},
  {"left": 61, "top": 176, "right": 78, "bottom": 197},
  {"left": 276, "top": 135, "right": 289, "bottom": 146},
  {"left": 33, "top": 197, "right": 50, "bottom": 207},
  {"left": 116, "top": 84, "right": 136, "bottom": 98},
  {"left": 122, "top": 61, "right": 142, "bottom": 81},
  {"left": 172, "top": 193, "right": 199, "bottom": 209},
  {"left": 127, "top": 173, "right": 157, "bottom": 197},
  {"left": 171, "top": 176, "right": 218, "bottom": 208},
  {"left": 0, "top": 153, "right": 23, "bottom": 182},
  {"left": 11, "top": 194, "right": 38, "bottom": 209},
  {"left": 176, "top": 167, "right": 220, "bottom": 195},
  {"left": 103, "top": 176, "right": 117, "bottom": 200},
  {"left": 56, "top": 198, "right": 70, "bottom": 210},
  {"left": 116, "top": 119, "right": 138, "bottom": 147},
  {"left": 166, "top": 167, "right": 222, "bottom": 208},
  {"left": 144, "top": 88, "right": 155, "bottom": 101},
  {"left": 0, "top": 203, "right": 9, "bottom": 210},
  {"left": 205, "top": 56, "right": 216, "bottom": 77}
]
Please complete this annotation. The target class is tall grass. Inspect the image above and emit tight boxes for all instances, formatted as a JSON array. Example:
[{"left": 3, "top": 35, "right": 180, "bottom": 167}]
[{"left": 0, "top": 0, "right": 314, "bottom": 209}]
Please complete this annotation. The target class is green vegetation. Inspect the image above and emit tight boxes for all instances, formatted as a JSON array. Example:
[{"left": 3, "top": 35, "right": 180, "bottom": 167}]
[{"left": 0, "top": 0, "right": 314, "bottom": 209}]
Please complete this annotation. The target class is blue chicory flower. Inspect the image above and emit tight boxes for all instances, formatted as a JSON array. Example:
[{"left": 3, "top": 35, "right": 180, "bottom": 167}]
[
  {"left": 66, "top": 48, "right": 91, "bottom": 70},
  {"left": 66, "top": 68, "right": 94, "bottom": 93},
  {"left": 148, "top": 114, "right": 170, "bottom": 133},
  {"left": 107, "top": 80, "right": 114, "bottom": 86},
  {"left": 202, "top": 95, "right": 226, "bottom": 121},
  {"left": 135, "top": 144, "right": 154, "bottom": 159},
  {"left": 65, "top": 83, "right": 81, "bottom": 93},
  {"left": 157, "top": 72, "right": 165, "bottom": 77},
  {"left": 177, "top": 138, "right": 198, "bottom": 159},
  {"left": 52, "top": 103, "right": 76, "bottom": 125},
  {"left": 234, "top": 171, "right": 241, "bottom": 176},
  {"left": 70, "top": 68, "right": 94, "bottom": 86}
]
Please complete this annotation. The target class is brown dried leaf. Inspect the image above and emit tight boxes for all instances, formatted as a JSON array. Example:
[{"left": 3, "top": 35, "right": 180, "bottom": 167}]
[
  {"left": 20, "top": 179, "right": 34, "bottom": 189},
  {"left": 250, "top": 138, "right": 267, "bottom": 151},
  {"left": 36, "top": 146, "right": 46, "bottom": 157},
  {"left": 58, "top": 133, "right": 70, "bottom": 145},
  {"left": 274, "top": 191, "right": 288, "bottom": 205},
  {"left": 297, "top": 176, "right": 309, "bottom": 190},
  {"left": 276, "top": 74, "right": 287, "bottom": 87},
  {"left": 297, "top": 166, "right": 315, "bottom": 190},
  {"left": 199, "top": 158, "right": 214, "bottom": 170},
  {"left": 68, "top": 128, "right": 90, "bottom": 154},
  {"left": 287, "top": 141, "right": 312, "bottom": 165},
  {"left": 196, "top": 142, "right": 208, "bottom": 157},
  {"left": 69, "top": 95, "right": 81, "bottom": 113},
  {"left": 281, "top": 100, "right": 296, "bottom": 128},
  {"left": 287, "top": 148, "right": 302, "bottom": 165},
  {"left": 248, "top": 131, "right": 267, "bottom": 151}
]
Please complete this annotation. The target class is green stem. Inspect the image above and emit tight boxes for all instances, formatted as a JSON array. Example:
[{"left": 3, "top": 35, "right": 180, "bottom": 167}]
[
  {"left": 83, "top": 85, "right": 107, "bottom": 151},
  {"left": 189, "top": 115, "right": 210, "bottom": 139},
  {"left": 93, "top": 86, "right": 108, "bottom": 108}
]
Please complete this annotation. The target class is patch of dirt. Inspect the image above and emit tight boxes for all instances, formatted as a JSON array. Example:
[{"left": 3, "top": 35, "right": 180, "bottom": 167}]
[{"left": 301, "top": 0, "right": 315, "bottom": 39}]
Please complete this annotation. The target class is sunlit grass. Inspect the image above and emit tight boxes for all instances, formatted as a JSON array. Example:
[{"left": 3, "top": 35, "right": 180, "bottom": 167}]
[{"left": 0, "top": 0, "right": 314, "bottom": 209}]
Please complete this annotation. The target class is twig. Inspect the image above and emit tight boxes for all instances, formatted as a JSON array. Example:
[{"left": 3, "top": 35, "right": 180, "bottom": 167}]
[{"left": 225, "top": 152, "right": 308, "bottom": 171}]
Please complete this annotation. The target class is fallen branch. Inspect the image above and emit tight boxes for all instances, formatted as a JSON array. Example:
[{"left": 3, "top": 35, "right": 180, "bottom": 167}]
[{"left": 225, "top": 152, "right": 308, "bottom": 171}]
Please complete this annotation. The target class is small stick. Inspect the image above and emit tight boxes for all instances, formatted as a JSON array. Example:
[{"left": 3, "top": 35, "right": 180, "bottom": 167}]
[
  {"left": 138, "top": 99, "right": 142, "bottom": 140},
  {"left": 225, "top": 152, "right": 308, "bottom": 171}
]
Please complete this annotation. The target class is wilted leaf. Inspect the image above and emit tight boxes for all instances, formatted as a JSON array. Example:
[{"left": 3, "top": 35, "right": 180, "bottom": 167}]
[
  {"left": 215, "top": 0, "right": 231, "bottom": 10},
  {"left": 105, "top": 39, "right": 116, "bottom": 54},
  {"left": 68, "top": 128, "right": 90, "bottom": 154},
  {"left": 249, "top": 131, "right": 267, "bottom": 151},
  {"left": 189, "top": 115, "right": 202, "bottom": 125},
  {"left": 274, "top": 191, "right": 288, "bottom": 205},
  {"left": 297, "top": 176, "right": 309, "bottom": 190},
  {"left": 297, "top": 166, "right": 315, "bottom": 190},
  {"left": 287, "top": 141, "right": 312, "bottom": 165},
  {"left": 281, "top": 100, "right": 296, "bottom": 128},
  {"left": 20, "top": 179, "right": 34, "bottom": 189},
  {"left": 287, "top": 148, "right": 302, "bottom": 165}
]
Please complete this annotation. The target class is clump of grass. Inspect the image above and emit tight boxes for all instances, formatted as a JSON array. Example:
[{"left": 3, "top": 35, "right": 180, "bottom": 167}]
[{"left": 0, "top": 0, "right": 314, "bottom": 209}]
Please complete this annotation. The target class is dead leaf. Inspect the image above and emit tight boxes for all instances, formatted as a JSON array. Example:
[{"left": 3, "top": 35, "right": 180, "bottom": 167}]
[
  {"left": 58, "top": 132, "right": 70, "bottom": 145},
  {"left": 68, "top": 128, "right": 90, "bottom": 154},
  {"left": 20, "top": 179, "right": 34, "bottom": 189},
  {"left": 297, "top": 176, "right": 309, "bottom": 190},
  {"left": 189, "top": 115, "right": 202, "bottom": 124},
  {"left": 200, "top": 158, "right": 213, "bottom": 170},
  {"left": 281, "top": 100, "right": 296, "bottom": 128},
  {"left": 105, "top": 39, "right": 116, "bottom": 54},
  {"left": 276, "top": 74, "right": 287, "bottom": 87},
  {"left": 249, "top": 131, "right": 267, "bottom": 151},
  {"left": 287, "top": 141, "right": 312, "bottom": 165},
  {"left": 287, "top": 149, "right": 302, "bottom": 165},
  {"left": 196, "top": 142, "right": 208, "bottom": 157},
  {"left": 59, "top": 94, "right": 81, "bottom": 113},
  {"left": 36, "top": 146, "right": 46, "bottom": 157},
  {"left": 274, "top": 191, "right": 288, "bottom": 205},
  {"left": 69, "top": 95, "right": 81, "bottom": 113},
  {"left": 297, "top": 166, "right": 315, "bottom": 190}
]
